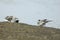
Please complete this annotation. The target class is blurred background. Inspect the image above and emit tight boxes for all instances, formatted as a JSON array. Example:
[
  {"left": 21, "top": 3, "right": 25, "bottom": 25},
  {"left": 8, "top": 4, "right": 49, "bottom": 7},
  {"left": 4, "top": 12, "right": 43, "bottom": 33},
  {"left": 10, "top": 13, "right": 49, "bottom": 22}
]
[{"left": 0, "top": 0, "right": 60, "bottom": 28}]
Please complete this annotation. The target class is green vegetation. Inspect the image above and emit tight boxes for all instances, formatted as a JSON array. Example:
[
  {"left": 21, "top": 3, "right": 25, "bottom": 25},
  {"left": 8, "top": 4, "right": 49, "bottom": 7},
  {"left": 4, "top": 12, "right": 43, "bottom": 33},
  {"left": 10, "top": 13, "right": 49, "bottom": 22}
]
[{"left": 0, "top": 22, "right": 60, "bottom": 40}]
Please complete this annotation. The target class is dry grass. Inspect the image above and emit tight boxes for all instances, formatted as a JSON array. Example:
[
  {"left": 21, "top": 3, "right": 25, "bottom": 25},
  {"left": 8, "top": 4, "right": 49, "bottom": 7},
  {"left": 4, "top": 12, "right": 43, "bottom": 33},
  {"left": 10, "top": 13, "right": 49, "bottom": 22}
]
[{"left": 0, "top": 22, "right": 60, "bottom": 40}]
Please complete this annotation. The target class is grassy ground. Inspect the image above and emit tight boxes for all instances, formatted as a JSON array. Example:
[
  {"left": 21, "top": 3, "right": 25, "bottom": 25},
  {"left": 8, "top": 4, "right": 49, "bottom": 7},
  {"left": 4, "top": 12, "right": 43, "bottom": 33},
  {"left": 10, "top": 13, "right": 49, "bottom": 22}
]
[{"left": 0, "top": 22, "right": 60, "bottom": 40}]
